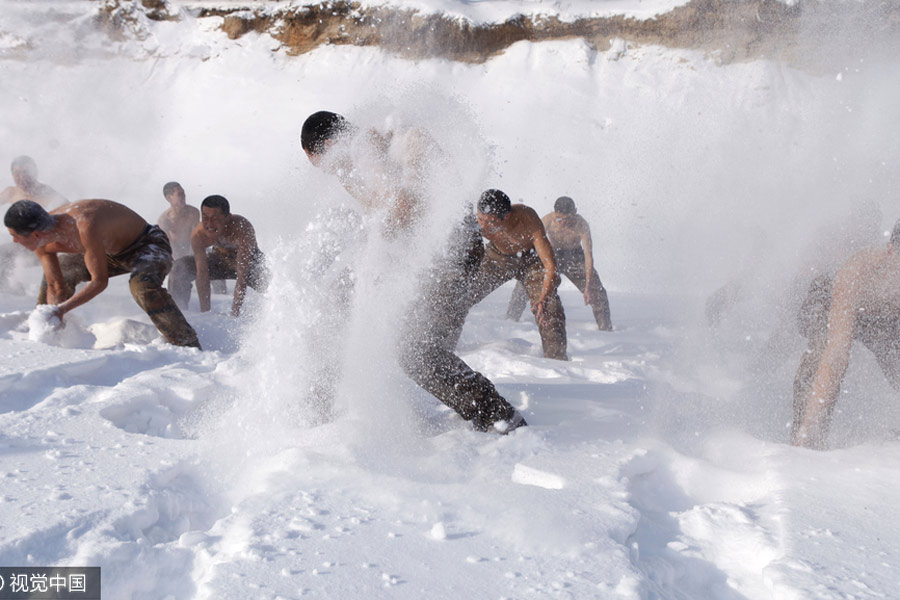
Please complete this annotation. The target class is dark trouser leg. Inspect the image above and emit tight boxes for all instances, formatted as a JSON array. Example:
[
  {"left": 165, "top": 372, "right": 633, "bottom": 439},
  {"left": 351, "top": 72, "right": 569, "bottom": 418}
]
[
  {"left": 130, "top": 266, "right": 201, "bottom": 349},
  {"left": 558, "top": 251, "right": 611, "bottom": 331},
  {"left": 304, "top": 268, "right": 354, "bottom": 424},
  {"left": 119, "top": 232, "right": 200, "bottom": 349},
  {"left": 168, "top": 256, "right": 196, "bottom": 310},
  {"left": 521, "top": 260, "right": 567, "bottom": 360},
  {"left": 449, "top": 247, "right": 515, "bottom": 351},
  {"left": 856, "top": 316, "right": 900, "bottom": 393},
  {"left": 400, "top": 344, "right": 518, "bottom": 429},
  {"left": 585, "top": 270, "right": 612, "bottom": 331},
  {"left": 792, "top": 276, "right": 832, "bottom": 437},
  {"left": 37, "top": 253, "right": 91, "bottom": 305},
  {"left": 400, "top": 269, "right": 521, "bottom": 431},
  {"left": 506, "top": 280, "right": 528, "bottom": 321},
  {"left": 466, "top": 249, "right": 515, "bottom": 309},
  {"left": 247, "top": 249, "right": 271, "bottom": 293},
  {"left": 792, "top": 331, "right": 828, "bottom": 436},
  {"left": 204, "top": 248, "right": 269, "bottom": 294}
]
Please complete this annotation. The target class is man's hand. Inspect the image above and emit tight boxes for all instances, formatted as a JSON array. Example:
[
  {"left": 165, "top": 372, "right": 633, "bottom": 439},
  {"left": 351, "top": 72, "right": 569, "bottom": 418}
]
[
  {"left": 583, "top": 287, "right": 592, "bottom": 305},
  {"left": 27, "top": 304, "right": 64, "bottom": 343},
  {"left": 38, "top": 304, "right": 64, "bottom": 328}
]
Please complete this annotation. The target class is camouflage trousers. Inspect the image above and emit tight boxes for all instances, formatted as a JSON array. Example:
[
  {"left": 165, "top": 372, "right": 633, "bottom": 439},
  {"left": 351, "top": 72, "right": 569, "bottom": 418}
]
[
  {"left": 168, "top": 246, "right": 269, "bottom": 310},
  {"left": 471, "top": 244, "right": 567, "bottom": 360},
  {"left": 38, "top": 225, "right": 201, "bottom": 349},
  {"left": 397, "top": 223, "right": 520, "bottom": 430},
  {"left": 507, "top": 247, "right": 611, "bottom": 331}
]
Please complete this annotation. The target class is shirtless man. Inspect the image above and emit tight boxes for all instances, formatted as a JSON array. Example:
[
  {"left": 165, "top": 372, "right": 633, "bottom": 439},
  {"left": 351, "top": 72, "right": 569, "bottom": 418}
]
[
  {"left": 507, "top": 196, "right": 612, "bottom": 330},
  {"left": 0, "top": 156, "right": 68, "bottom": 290},
  {"left": 170, "top": 195, "right": 268, "bottom": 317},
  {"left": 301, "top": 110, "right": 525, "bottom": 433},
  {"left": 0, "top": 156, "right": 68, "bottom": 210},
  {"left": 157, "top": 182, "right": 200, "bottom": 308},
  {"left": 470, "top": 189, "right": 567, "bottom": 360},
  {"left": 3, "top": 199, "right": 200, "bottom": 348},
  {"left": 792, "top": 221, "right": 900, "bottom": 449},
  {"left": 158, "top": 182, "right": 198, "bottom": 262}
]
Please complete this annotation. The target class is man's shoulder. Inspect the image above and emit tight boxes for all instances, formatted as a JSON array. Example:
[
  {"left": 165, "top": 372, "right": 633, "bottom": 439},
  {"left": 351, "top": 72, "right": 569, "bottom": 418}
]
[
  {"left": 0, "top": 185, "right": 24, "bottom": 205},
  {"left": 229, "top": 213, "right": 254, "bottom": 229},
  {"left": 190, "top": 221, "right": 208, "bottom": 238},
  {"left": 833, "top": 246, "right": 883, "bottom": 290},
  {"left": 512, "top": 204, "right": 539, "bottom": 218},
  {"left": 512, "top": 204, "right": 543, "bottom": 230}
]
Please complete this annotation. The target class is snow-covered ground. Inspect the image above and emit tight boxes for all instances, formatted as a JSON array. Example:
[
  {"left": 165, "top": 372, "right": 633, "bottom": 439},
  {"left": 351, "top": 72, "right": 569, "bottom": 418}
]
[{"left": 2, "top": 1, "right": 900, "bottom": 598}]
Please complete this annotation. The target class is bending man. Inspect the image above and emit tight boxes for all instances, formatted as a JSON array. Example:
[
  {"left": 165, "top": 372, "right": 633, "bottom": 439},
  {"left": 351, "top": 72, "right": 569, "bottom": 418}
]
[
  {"left": 471, "top": 189, "right": 567, "bottom": 360},
  {"left": 507, "top": 195, "right": 612, "bottom": 330},
  {"left": 792, "top": 221, "right": 900, "bottom": 449},
  {"left": 4, "top": 199, "right": 200, "bottom": 348},
  {"left": 171, "top": 195, "right": 269, "bottom": 317},
  {"left": 301, "top": 110, "right": 525, "bottom": 433}
]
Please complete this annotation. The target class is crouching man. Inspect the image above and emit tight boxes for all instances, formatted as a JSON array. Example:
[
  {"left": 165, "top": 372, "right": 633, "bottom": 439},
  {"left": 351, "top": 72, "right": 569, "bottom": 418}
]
[
  {"left": 170, "top": 195, "right": 269, "bottom": 317},
  {"left": 471, "top": 189, "right": 568, "bottom": 360},
  {"left": 4, "top": 199, "right": 201, "bottom": 348}
]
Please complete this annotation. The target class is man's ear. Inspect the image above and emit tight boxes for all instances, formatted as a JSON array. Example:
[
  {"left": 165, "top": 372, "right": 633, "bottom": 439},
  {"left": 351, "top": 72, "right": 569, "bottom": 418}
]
[{"left": 31, "top": 229, "right": 49, "bottom": 246}]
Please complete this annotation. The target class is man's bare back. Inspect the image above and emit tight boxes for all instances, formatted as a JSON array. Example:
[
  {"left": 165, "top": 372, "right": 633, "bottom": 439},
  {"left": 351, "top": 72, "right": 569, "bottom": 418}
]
[
  {"left": 844, "top": 246, "right": 900, "bottom": 313},
  {"left": 40, "top": 200, "right": 147, "bottom": 257},
  {"left": 308, "top": 125, "right": 435, "bottom": 236}
]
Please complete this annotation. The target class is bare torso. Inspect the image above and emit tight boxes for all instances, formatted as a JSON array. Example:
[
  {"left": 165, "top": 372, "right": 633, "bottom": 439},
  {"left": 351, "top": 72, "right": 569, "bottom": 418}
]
[
  {"left": 43, "top": 200, "right": 148, "bottom": 256},
  {"left": 159, "top": 205, "right": 200, "bottom": 258},
  {"left": 1, "top": 183, "right": 68, "bottom": 211},
  {"left": 190, "top": 213, "right": 259, "bottom": 315},
  {"left": 542, "top": 212, "right": 589, "bottom": 252},
  {"left": 192, "top": 213, "right": 255, "bottom": 252},
  {"left": 841, "top": 246, "right": 900, "bottom": 318},
  {"left": 793, "top": 243, "right": 900, "bottom": 447},
  {"left": 331, "top": 127, "right": 435, "bottom": 234},
  {"left": 482, "top": 205, "right": 544, "bottom": 255}
]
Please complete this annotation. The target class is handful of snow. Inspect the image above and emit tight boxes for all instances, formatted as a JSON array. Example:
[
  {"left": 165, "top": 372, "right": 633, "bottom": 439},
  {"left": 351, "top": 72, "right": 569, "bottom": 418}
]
[
  {"left": 27, "top": 305, "right": 62, "bottom": 343},
  {"left": 27, "top": 305, "right": 96, "bottom": 348}
]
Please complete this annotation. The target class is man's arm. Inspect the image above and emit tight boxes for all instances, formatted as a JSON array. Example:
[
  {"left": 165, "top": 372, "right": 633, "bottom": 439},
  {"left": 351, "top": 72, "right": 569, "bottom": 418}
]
[
  {"left": 191, "top": 227, "right": 212, "bottom": 312},
  {"left": 158, "top": 210, "right": 174, "bottom": 242},
  {"left": 579, "top": 218, "right": 595, "bottom": 305},
  {"left": 792, "top": 269, "right": 857, "bottom": 449},
  {"left": 531, "top": 219, "right": 558, "bottom": 327},
  {"left": 383, "top": 188, "right": 420, "bottom": 238},
  {"left": 35, "top": 186, "right": 68, "bottom": 211},
  {"left": 38, "top": 250, "right": 67, "bottom": 305},
  {"left": 0, "top": 187, "right": 13, "bottom": 207},
  {"left": 53, "top": 225, "right": 109, "bottom": 316},
  {"left": 230, "top": 218, "right": 259, "bottom": 317}
]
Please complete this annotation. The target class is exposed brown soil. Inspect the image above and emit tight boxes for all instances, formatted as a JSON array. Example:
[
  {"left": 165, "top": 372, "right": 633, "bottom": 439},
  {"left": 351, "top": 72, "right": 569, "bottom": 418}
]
[{"left": 117, "top": 0, "right": 900, "bottom": 67}]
